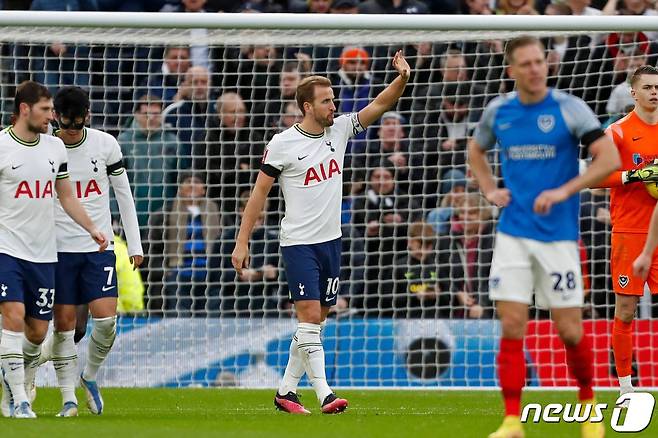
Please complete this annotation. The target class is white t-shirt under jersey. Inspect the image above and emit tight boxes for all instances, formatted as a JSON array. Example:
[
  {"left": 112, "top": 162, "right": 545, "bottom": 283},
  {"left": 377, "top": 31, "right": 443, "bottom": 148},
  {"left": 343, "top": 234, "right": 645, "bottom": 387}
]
[
  {"left": 0, "top": 127, "right": 69, "bottom": 263},
  {"left": 262, "top": 113, "right": 364, "bottom": 247},
  {"left": 54, "top": 128, "right": 123, "bottom": 253}
]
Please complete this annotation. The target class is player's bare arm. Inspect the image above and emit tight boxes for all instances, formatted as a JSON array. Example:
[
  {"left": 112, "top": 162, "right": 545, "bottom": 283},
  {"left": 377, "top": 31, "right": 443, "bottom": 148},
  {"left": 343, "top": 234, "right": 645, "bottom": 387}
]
[
  {"left": 232, "top": 171, "right": 275, "bottom": 275},
  {"left": 55, "top": 177, "right": 107, "bottom": 251},
  {"left": 357, "top": 50, "right": 410, "bottom": 128},
  {"left": 534, "top": 134, "right": 620, "bottom": 215},
  {"left": 467, "top": 138, "right": 511, "bottom": 208}
]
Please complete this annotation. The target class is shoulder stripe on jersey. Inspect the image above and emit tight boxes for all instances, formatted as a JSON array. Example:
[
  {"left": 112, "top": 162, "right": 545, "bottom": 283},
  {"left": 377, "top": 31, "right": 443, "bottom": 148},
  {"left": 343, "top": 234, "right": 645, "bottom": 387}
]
[
  {"left": 56, "top": 173, "right": 69, "bottom": 179},
  {"left": 61, "top": 128, "right": 87, "bottom": 148},
  {"left": 294, "top": 124, "right": 324, "bottom": 138},
  {"left": 110, "top": 169, "right": 125, "bottom": 177},
  {"left": 106, "top": 159, "right": 124, "bottom": 175},
  {"left": 8, "top": 127, "right": 39, "bottom": 146}
]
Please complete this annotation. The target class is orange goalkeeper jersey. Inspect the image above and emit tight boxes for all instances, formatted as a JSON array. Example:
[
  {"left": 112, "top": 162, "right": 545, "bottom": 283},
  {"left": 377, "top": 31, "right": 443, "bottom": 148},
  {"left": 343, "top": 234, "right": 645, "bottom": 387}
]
[{"left": 603, "top": 111, "right": 658, "bottom": 233}]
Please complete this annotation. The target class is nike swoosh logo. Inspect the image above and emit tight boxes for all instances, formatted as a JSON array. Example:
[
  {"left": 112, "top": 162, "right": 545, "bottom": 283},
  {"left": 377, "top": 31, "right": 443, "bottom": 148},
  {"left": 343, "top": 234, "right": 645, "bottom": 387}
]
[
  {"left": 325, "top": 296, "right": 334, "bottom": 302},
  {"left": 308, "top": 349, "right": 321, "bottom": 355},
  {"left": 38, "top": 309, "right": 51, "bottom": 315},
  {"left": 297, "top": 155, "right": 309, "bottom": 161},
  {"left": 11, "top": 164, "right": 22, "bottom": 170},
  {"left": 9, "top": 366, "right": 20, "bottom": 371},
  {"left": 102, "top": 285, "right": 116, "bottom": 292},
  {"left": 633, "top": 137, "right": 643, "bottom": 141}
]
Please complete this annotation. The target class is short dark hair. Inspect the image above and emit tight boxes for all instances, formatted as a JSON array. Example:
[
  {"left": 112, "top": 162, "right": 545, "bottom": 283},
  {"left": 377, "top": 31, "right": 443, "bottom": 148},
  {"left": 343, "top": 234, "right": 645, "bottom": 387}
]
[
  {"left": 408, "top": 221, "right": 436, "bottom": 248},
  {"left": 295, "top": 75, "right": 332, "bottom": 116},
  {"left": 504, "top": 35, "right": 545, "bottom": 64},
  {"left": 54, "top": 86, "right": 90, "bottom": 119},
  {"left": 135, "top": 94, "right": 163, "bottom": 113},
  {"left": 630, "top": 65, "right": 658, "bottom": 87},
  {"left": 13, "top": 81, "right": 51, "bottom": 116}
]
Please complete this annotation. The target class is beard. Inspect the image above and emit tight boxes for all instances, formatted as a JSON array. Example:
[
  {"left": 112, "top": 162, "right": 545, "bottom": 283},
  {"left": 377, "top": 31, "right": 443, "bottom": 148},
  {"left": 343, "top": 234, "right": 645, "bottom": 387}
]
[
  {"left": 316, "top": 114, "right": 334, "bottom": 127},
  {"left": 27, "top": 119, "right": 47, "bottom": 134}
]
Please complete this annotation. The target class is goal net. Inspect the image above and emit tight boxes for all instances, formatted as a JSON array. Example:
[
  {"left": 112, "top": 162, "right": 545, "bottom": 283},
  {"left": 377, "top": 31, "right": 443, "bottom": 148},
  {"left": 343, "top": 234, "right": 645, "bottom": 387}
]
[{"left": 4, "top": 11, "right": 657, "bottom": 388}]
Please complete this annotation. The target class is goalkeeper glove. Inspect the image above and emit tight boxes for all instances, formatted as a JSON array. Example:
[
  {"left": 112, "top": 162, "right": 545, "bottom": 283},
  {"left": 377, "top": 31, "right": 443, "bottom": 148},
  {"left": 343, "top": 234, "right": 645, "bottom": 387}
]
[{"left": 625, "top": 162, "right": 658, "bottom": 184}]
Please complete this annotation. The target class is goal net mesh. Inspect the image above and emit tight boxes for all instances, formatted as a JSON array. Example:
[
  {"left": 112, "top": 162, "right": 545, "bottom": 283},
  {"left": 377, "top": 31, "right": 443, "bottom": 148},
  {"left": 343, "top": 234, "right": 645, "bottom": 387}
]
[{"left": 5, "top": 20, "right": 656, "bottom": 388}]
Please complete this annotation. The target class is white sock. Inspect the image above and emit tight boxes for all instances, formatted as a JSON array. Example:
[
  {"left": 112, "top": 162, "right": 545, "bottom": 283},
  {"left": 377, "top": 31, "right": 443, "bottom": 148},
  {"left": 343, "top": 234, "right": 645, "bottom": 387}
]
[
  {"left": 277, "top": 332, "right": 305, "bottom": 395},
  {"left": 52, "top": 331, "right": 78, "bottom": 405},
  {"left": 37, "top": 333, "right": 54, "bottom": 366},
  {"left": 0, "top": 329, "right": 28, "bottom": 404},
  {"left": 22, "top": 337, "right": 41, "bottom": 398},
  {"left": 619, "top": 375, "right": 633, "bottom": 392},
  {"left": 83, "top": 316, "right": 116, "bottom": 381},
  {"left": 296, "top": 322, "right": 332, "bottom": 404}
]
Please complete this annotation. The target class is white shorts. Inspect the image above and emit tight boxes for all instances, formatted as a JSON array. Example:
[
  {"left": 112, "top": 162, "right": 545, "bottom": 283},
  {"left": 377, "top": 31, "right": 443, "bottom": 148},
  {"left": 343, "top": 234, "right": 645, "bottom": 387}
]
[{"left": 488, "top": 232, "right": 583, "bottom": 309}]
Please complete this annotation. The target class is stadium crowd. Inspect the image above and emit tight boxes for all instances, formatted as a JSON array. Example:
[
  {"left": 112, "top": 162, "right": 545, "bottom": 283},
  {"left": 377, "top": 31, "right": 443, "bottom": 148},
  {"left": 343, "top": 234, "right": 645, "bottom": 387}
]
[{"left": 1, "top": 0, "right": 657, "bottom": 319}]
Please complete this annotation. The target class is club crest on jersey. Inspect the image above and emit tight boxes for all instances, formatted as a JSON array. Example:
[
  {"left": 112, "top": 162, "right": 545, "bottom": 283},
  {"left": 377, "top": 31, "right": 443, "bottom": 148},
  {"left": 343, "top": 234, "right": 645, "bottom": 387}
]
[
  {"left": 91, "top": 159, "right": 98, "bottom": 172},
  {"left": 538, "top": 115, "right": 555, "bottom": 133},
  {"left": 304, "top": 158, "right": 341, "bottom": 186},
  {"left": 618, "top": 275, "right": 629, "bottom": 289},
  {"left": 48, "top": 159, "right": 55, "bottom": 173}
]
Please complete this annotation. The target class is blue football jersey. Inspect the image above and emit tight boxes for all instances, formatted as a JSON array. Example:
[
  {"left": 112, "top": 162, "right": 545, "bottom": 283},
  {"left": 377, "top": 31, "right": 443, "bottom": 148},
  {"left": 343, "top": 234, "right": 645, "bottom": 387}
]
[{"left": 473, "top": 89, "right": 601, "bottom": 242}]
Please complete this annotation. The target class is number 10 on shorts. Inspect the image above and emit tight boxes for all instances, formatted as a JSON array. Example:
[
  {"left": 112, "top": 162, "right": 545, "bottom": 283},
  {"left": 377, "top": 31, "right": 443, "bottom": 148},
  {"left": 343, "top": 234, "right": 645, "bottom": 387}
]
[{"left": 325, "top": 277, "right": 339, "bottom": 300}]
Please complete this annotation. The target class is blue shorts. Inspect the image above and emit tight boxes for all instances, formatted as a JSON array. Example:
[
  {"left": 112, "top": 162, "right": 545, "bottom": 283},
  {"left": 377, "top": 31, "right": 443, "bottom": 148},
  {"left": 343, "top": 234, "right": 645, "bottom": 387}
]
[
  {"left": 280, "top": 238, "right": 341, "bottom": 307},
  {"left": 55, "top": 252, "right": 117, "bottom": 305},
  {"left": 0, "top": 253, "right": 56, "bottom": 320}
]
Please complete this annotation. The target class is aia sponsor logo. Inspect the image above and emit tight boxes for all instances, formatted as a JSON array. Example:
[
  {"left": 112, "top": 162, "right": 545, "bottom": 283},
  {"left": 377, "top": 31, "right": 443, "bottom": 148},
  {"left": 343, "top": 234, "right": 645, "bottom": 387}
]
[
  {"left": 15, "top": 180, "right": 53, "bottom": 198},
  {"left": 304, "top": 158, "right": 341, "bottom": 186},
  {"left": 74, "top": 180, "right": 102, "bottom": 198}
]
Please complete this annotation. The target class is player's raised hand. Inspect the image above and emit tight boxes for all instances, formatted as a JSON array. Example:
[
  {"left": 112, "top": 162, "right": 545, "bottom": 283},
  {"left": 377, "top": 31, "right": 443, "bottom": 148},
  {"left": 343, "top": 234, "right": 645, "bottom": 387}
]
[
  {"left": 533, "top": 187, "right": 569, "bottom": 215},
  {"left": 392, "top": 50, "right": 410, "bottom": 81},
  {"left": 485, "top": 188, "right": 511, "bottom": 208},
  {"left": 232, "top": 242, "right": 250, "bottom": 276},
  {"left": 633, "top": 252, "right": 652, "bottom": 280},
  {"left": 130, "top": 255, "right": 144, "bottom": 270},
  {"left": 91, "top": 230, "right": 108, "bottom": 252}
]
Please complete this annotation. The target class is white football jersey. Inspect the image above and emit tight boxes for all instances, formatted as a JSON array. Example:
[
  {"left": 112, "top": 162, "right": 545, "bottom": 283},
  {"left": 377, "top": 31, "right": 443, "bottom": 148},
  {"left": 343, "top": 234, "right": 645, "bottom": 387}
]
[
  {"left": 0, "top": 127, "right": 68, "bottom": 263},
  {"left": 262, "top": 113, "right": 364, "bottom": 246},
  {"left": 54, "top": 128, "right": 123, "bottom": 252}
]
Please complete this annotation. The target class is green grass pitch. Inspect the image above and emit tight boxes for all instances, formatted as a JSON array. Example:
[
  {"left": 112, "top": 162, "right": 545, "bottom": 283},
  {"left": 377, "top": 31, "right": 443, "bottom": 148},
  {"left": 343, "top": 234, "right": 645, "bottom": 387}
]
[{"left": 2, "top": 388, "right": 656, "bottom": 437}]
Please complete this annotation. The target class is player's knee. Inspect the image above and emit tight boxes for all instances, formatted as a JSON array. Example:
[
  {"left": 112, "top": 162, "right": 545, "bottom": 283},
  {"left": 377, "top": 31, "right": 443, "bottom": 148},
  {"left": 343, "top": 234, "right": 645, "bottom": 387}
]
[
  {"left": 0, "top": 312, "right": 24, "bottom": 332},
  {"left": 557, "top": 323, "right": 582, "bottom": 347},
  {"left": 92, "top": 316, "right": 117, "bottom": 345},
  {"left": 499, "top": 314, "right": 526, "bottom": 339},
  {"left": 615, "top": 300, "right": 637, "bottom": 323},
  {"left": 54, "top": 311, "right": 77, "bottom": 332}
]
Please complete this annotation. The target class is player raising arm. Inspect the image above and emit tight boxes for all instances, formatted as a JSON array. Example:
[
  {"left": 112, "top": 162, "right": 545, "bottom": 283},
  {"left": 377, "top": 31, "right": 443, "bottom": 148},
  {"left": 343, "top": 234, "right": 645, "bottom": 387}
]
[
  {"left": 0, "top": 81, "right": 106, "bottom": 419},
  {"left": 596, "top": 66, "right": 658, "bottom": 404},
  {"left": 232, "top": 51, "right": 409, "bottom": 415},
  {"left": 467, "top": 36, "right": 619, "bottom": 438}
]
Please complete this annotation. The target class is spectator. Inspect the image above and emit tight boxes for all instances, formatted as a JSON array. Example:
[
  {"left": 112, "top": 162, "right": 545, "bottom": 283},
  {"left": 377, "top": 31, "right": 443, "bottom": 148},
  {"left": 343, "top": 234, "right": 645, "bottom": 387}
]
[
  {"left": 607, "top": 52, "right": 647, "bottom": 115},
  {"left": 353, "top": 165, "right": 422, "bottom": 315},
  {"left": 387, "top": 221, "right": 451, "bottom": 318},
  {"left": 164, "top": 65, "right": 215, "bottom": 165},
  {"left": 331, "top": 0, "right": 359, "bottom": 13},
  {"left": 426, "top": 169, "right": 468, "bottom": 235},
  {"left": 496, "top": 0, "right": 538, "bottom": 14},
  {"left": 161, "top": 0, "right": 211, "bottom": 69},
  {"left": 438, "top": 192, "right": 494, "bottom": 318},
  {"left": 263, "top": 61, "right": 304, "bottom": 130},
  {"left": 119, "top": 95, "right": 179, "bottom": 228},
  {"left": 358, "top": 0, "right": 430, "bottom": 13},
  {"left": 209, "top": 192, "right": 279, "bottom": 317},
  {"left": 461, "top": 0, "right": 493, "bottom": 14},
  {"left": 29, "top": 0, "right": 97, "bottom": 91},
  {"left": 354, "top": 111, "right": 409, "bottom": 190},
  {"left": 411, "top": 50, "right": 486, "bottom": 130},
  {"left": 197, "top": 92, "right": 254, "bottom": 222},
  {"left": 330, "top": 46, "right": 383, "bottom": 152},
  {"left": 148, "top": 174, "right": 221, "bottom": 317},
  {"left": 410, "top": 82, "right": 477, "bottom": 209},
  {"left": 145, "top": 46, "right": 191, "bottom": 105}
]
